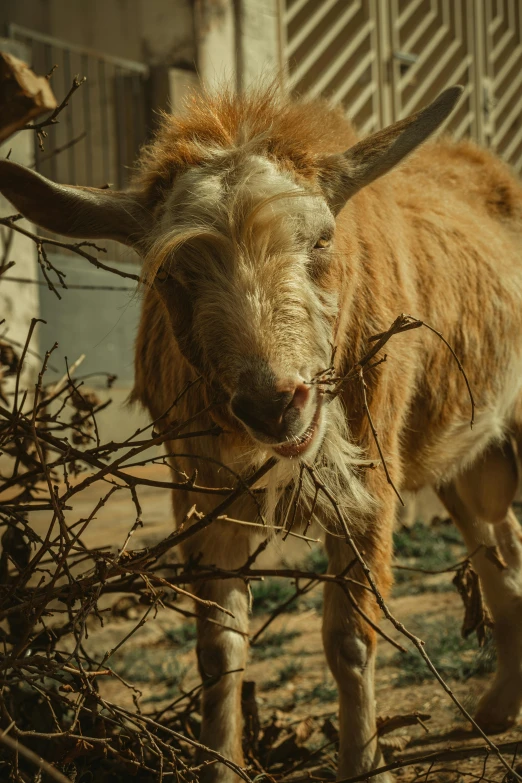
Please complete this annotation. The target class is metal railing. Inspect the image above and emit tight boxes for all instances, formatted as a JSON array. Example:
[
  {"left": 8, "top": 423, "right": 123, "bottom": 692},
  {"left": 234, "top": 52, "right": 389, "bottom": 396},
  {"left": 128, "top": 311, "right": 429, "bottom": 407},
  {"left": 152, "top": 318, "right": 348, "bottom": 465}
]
[{"left": 8, "top": 24, "right": 150, "bottom": 262}]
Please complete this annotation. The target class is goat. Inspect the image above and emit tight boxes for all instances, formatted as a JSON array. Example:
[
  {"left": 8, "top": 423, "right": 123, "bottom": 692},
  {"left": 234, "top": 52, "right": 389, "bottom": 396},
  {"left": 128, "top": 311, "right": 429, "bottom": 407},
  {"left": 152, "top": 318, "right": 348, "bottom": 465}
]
[{"left": 1, "top": 84, "right": 522, "bottom": 783}]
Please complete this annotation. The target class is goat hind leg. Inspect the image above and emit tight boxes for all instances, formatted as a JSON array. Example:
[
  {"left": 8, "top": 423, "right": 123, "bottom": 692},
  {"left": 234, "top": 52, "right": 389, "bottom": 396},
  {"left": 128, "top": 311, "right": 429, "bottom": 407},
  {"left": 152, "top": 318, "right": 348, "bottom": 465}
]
[
  {"left": 474, "top": 507, "right": 522, "bottom": 731},
  {"left": 438, "top": 439, "right": 522, "bottom": 733}
]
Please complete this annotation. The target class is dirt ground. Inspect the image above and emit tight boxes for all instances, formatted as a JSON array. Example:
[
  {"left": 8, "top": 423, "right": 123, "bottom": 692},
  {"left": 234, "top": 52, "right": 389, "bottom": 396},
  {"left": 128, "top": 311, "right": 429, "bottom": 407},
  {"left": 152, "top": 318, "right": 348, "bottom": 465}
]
[{"left": 29, "top": 467, "right": 522, "bottom": 782}]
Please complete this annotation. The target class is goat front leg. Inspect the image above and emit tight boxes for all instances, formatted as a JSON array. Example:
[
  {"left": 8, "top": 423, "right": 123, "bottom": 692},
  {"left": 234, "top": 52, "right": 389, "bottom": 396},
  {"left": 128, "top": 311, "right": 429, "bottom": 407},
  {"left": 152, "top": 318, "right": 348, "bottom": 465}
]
[
  {"left": 323, "top": 515, "right": 394, "bottom": 783},
  {"left": 183, "top": 524, "right": 250, "bottom": 783}
]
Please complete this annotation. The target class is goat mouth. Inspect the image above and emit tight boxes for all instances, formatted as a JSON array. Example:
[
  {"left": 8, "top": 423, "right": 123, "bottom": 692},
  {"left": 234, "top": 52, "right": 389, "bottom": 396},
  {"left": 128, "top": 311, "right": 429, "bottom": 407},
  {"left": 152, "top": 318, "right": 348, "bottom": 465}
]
[{"left": 272, "top": 401, "right": 322, "bottom": 459}]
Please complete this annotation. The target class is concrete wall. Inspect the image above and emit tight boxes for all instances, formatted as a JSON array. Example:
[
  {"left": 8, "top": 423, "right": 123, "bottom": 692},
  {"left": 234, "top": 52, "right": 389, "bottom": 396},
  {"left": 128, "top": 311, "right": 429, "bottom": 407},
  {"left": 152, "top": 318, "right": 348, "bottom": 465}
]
[
  {"left": 35, "top": 254, "right": 157, "bottom": 444},
  {"left": 37, "top": 256, "right": 139, "bottom": 387},
  {"left": 0, "top": 0, "right": 196, "bottom": 68},
  {"left": 237, "top": 0, "right": 282, "bottom": 91},
  {"left": 195, "top": 0, "right": 282, "bottom": 91},
  {"left": 195, "top": 0, "right": 237, "bottom": 89},
  {"left": 0, "top": 0, "right": 282, "bottom": 80}
]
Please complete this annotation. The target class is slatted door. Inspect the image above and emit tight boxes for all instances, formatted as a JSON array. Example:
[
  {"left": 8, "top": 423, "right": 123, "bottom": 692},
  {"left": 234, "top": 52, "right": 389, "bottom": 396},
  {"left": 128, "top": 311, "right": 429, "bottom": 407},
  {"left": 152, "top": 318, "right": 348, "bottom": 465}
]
[
  {"left": 281, "top": 0, "right": 522, "bottom": 174},
  {"left": 483, "top": 0, "right": 522, "bottom": 172},
  {"left": 283, "top": 0, "right": 382, "bottom": 133},
  {"left": 385, "top": 0, "right": 479, "bottom": 139}
]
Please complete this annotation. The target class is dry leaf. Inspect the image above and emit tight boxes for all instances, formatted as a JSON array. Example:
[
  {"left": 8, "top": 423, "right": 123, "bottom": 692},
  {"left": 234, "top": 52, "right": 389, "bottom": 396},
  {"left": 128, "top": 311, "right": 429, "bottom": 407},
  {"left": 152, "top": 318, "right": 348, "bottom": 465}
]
[
  {"left": 0, "top": 52, "right": 56, "bottom": 142},
  {"left": 294, "top": 717, "right": 314, "bottom": 745},
  {"left": 62, "top": 738, "right": 94, "bottom": 764},
  {"left": 379, "top": 734, "right": 411, "bottom": 752},
  {"left": 377, "top": 711, "right": 431, "bottom": 735},
  {"left": 453, "top": 560, "right": 492, "bottom": 646}
]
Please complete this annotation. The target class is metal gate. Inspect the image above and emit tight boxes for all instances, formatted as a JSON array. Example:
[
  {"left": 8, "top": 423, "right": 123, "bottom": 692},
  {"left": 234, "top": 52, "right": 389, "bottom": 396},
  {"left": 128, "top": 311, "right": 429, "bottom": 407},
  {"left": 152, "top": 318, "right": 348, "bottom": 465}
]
[
  {"left": 8, "top": 24, "right": 150, "bottom": 262},
  {"left": 281, "top": 0, "right": 522, "bottom": 174}
]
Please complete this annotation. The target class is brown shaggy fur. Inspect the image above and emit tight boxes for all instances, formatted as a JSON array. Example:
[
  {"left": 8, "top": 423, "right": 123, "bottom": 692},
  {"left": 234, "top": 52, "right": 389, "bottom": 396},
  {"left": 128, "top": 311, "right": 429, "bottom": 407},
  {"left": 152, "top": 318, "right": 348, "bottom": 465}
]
[
  {"left": 133, "top": 89, "right": 358, "bottom": 204},
  {"left": 2, "top": 86, "right": 522, "bottom": 783},
  {"left": 130, "top": 89, "right": 522, "bottom": 781}
]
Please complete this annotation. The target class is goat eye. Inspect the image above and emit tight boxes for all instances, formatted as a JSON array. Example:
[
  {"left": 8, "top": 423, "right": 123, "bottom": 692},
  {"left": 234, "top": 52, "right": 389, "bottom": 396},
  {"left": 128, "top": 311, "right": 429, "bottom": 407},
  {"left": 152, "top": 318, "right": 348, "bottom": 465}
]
[
  {"left": 314, "top": 237, "right": 331, "bottom": 250},
  {"left": 155, "top": 267, "right": 170, "bottom": 283}
]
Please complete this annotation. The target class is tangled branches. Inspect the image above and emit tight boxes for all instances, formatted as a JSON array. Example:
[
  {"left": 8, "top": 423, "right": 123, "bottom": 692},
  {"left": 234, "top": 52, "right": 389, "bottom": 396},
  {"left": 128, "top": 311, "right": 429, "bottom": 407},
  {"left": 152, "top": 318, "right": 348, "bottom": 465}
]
[
  {"left": 0, "top": 319, "right": 269, "bottom": 781},
  {"left": 0, "top": 307, "right": 518, "bottom": 782},
  {"left": 0, "top": 72, "right": 519, "bottom": 783}
]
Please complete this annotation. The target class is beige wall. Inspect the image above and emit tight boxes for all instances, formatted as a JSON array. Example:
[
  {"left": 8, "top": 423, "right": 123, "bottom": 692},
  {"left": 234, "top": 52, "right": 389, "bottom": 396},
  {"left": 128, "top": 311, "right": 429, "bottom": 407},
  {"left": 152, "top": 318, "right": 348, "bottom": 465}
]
[
  {"left": 1, "top": 0, "right": 196, "bottom": 67},
  {"left": 2, "top": 1, "right": 284, "bottom": 95}
]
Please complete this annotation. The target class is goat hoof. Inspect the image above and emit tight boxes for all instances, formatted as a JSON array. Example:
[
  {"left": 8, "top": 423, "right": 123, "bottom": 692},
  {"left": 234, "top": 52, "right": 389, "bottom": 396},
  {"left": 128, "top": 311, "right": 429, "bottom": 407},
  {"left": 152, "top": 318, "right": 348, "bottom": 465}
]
[
  {"left": 474, "top": 682, "right": 521, "bottom": 734},
  {"left": 474, "top": 709, "right": 517, "bottom": 734},
  {"left": 337, "top": 771, "right": 394, "bottom": 783}
]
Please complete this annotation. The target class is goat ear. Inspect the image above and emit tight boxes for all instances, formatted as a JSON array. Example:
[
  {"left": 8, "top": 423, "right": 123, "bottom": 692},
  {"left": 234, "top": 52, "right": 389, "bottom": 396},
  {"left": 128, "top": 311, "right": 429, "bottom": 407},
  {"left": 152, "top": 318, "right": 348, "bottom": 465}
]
[
  {"left": 0, "top": 161, "right": 148, "bottom": 248},
  {"left": 320, "top": 86, "right": 463, "bottom": 214}
]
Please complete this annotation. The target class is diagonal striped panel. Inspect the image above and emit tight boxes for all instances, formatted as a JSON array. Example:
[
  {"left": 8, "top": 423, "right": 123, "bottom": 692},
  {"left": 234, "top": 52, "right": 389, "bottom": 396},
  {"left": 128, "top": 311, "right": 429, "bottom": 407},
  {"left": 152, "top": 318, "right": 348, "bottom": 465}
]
[
  {"left": 281, "top": 1, "right": 522, "bottom": 174},
  {"left": 284, "top": 0, "right": 381, "bottom": 134},
  {"left": 389, "top": 0, "right": 478, "bottom": 141},
  {"left": 484, "top": 0, "right": 522, "bottom": 173}
]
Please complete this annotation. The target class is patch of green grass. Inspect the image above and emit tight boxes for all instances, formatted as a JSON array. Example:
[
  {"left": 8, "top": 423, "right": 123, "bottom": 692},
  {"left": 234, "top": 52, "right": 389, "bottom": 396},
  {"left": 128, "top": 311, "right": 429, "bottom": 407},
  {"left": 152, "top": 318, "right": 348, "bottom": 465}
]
[
  {"left": 251, "top": 578, "right": 300, "bottom": 615},
  {"left": 302, "top": 588, "right": 324, "bottom": 613},
  {"left": 111, "top": 639, "right": 191, "bottom": 705},
  {"left": 303, "top": 546, "right": 328, "bottom": 574},
  {"left": 298, "top": 680, "right": 338, "bottom": 703},
  {"left": 164, "top": 622, "right": 197, "bottom": 649},
  {"left": 392, "top": 614, "right": 496, "bottom": 686},
  {"left": 250, "top": 550, "right": 327, "bottom": 618},
  {"left": 393, "top": 520, "right": 464, "bottom": 569},
  {"left": 392, "top": 578, "right": 455, "bottom": 597},
  {"left": 278, "top": 660, "right": 303, "bottom": 681},
  {"left": 263, "top": 660, "right": 303, "bottom": 690},
  {"left": 111, "top": 646, "right": 187, "bottom": 686},
  {"left": 143, "top": 681, "right": 186, "bottom": 705},
  {"left": 392, "top": 520, "right": 466, "bottom": 597},
  {"left": 251, "top": 629, "right": 300, "bottom": 660}
]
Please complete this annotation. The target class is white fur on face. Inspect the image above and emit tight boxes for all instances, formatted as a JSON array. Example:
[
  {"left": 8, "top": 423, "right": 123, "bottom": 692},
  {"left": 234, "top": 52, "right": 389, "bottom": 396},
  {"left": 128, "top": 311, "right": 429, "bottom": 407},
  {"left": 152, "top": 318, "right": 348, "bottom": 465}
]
[
  {"left": 148, "top": 150, "right": 373, "bottom": 528},
  {"left": 156, "top": 152, "right": 338, "bottom": 388},
  {"left": 160, "top": 152, "right": 334, "bottom": 245}
]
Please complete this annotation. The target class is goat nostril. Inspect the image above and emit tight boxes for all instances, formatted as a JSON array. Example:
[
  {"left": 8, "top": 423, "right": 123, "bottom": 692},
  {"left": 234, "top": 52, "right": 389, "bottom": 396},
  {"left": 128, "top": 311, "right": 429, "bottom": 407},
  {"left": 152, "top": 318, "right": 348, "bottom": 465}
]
[
  {"left": 289, "top": 383, "right": 310, "bottom": 412},
  {"left": 231, "top": 379, "right": 310, "bottom": 438}
]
